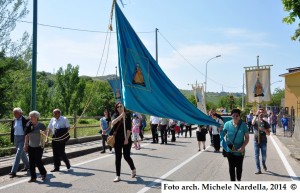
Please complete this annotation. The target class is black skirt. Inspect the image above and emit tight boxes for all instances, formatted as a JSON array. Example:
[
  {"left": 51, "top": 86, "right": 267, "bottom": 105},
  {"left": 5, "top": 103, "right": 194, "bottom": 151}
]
[{"left": 196, "top": 130, "right": 206, "bottom": 141}]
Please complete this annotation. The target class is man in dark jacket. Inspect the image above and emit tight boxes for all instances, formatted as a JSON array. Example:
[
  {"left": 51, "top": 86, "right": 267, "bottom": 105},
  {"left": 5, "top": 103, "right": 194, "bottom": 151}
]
[{"left": 9, "top": 107, "right": 29, "bottom": 178}]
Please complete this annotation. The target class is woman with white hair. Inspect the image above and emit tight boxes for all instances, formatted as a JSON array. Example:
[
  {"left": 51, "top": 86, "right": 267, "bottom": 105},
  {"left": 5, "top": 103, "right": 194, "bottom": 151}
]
[{"left": 24, "top": 111, "right": 47, "bottom": 182}]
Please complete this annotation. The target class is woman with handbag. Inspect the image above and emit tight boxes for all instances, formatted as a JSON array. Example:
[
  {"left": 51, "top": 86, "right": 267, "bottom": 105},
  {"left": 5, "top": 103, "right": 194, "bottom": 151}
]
[
  {"left": 24, "top": 111, "right": 47, "bottom": 182},
  {"left": 221, "top": 108, "right": 249, "bottom": 181},
  {"left": 110, "top": 102, "right": 136, "bottom": 182}
]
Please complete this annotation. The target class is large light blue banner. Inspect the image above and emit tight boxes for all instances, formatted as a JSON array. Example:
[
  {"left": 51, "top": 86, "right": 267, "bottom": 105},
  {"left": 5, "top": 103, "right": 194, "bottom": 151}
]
[{"left": 115, "top": 3, "right": 217, "bottom": 126}]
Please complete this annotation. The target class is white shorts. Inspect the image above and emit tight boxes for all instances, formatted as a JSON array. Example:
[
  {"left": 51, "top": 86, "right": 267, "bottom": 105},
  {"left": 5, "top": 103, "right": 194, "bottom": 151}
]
[{"left": 131, "top": 133, "right": 141, "bottom": 141}]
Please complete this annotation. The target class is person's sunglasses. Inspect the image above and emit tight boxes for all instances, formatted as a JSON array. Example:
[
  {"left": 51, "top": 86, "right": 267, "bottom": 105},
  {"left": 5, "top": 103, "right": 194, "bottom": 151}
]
[{"left": 117, "top": 105, "right": 122, "bottom": 109}]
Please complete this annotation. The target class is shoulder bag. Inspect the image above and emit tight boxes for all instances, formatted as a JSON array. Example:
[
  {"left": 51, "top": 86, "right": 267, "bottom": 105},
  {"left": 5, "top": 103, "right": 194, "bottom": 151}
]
[
  {"left": 223, "top": 120, "right": 241, "bottom": 157},
  {"left": 107, "top": 120, "right": 121, "bottom": 148}
]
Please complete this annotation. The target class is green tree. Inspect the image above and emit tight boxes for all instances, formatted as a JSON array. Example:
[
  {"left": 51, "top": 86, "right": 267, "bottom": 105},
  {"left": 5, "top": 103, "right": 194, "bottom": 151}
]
[
  {"left": 55, "top": 64, "right": 80, "bottom": 115},
  {"left": 187, "top": 94, "right": 196, "bottom": 106},
  {"left": 0, "top": 53, "right": 30, "bottom": 117},
  {"left": 36, "top": 72, "right": 54, "bottom": 117},
  {"left": 269, "top": 88, "right": 284, "bottom": 107},
  {"left": 282, "top": 0, "right": 300, "bottom": 41},
  {"left": 84, "top": 80, "right": 115, "bottom": 116},
  {"left": 206, "top": 101, "right": 217, "bottom": 113},
  {"left": 0, "top": 0, "right": 30, "bottom": 56},
  {"left": 70, "top": 78, "right": 86, "bottom": 115}
]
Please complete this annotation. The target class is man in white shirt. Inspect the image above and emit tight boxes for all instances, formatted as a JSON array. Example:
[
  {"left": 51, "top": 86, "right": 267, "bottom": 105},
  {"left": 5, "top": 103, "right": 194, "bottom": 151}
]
[
  {"left": 158, "top": 118, "right": 169, "bottom": 144},
  {"left": 149, "top": 116, "right": 159, "bottom": 143},
  {"left": 46, "top": 109, "right": 71, "bottom": 172},
  {"left": 211, "top": 113, "right": 224, "bottom": 152}
]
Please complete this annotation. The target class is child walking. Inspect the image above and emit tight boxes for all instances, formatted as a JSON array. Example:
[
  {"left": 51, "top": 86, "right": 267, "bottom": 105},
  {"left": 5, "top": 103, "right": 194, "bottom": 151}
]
[
  {"left": 196, "top": 125, "right": 207, "bottom": 151},
  {"left": 132, "top": 114, "right": 141, "bottom": 150},
  {"left": 281, "top": 114, "right": 289, "bottom": 137}
]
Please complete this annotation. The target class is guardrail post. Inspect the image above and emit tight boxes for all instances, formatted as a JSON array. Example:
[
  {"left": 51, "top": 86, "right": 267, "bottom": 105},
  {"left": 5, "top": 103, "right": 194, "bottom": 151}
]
[{"left": 73, "top": 111, "right": 77, "bottom": 138}]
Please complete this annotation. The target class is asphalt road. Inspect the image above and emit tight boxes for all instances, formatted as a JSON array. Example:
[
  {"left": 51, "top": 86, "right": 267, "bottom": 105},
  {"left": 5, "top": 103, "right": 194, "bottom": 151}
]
[{"left": 1, "top": 131, "right": 300, "bottom": 193}]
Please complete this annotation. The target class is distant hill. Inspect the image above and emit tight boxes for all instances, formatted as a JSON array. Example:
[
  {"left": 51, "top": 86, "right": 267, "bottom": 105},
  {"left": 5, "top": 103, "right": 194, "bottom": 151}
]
[{"left": 40, "top": 72, "right": 242, "bottom": 103}]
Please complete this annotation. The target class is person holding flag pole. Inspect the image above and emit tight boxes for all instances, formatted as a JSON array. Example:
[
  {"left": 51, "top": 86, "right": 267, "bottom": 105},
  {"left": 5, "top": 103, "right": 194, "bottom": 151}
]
[{"left": 110, "top": 102, "right": 136, "bottom": 182}]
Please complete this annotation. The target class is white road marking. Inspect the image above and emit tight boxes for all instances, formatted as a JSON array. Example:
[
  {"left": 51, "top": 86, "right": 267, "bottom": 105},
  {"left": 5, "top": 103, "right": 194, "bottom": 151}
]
[
  {"left": 270, "top": 135, "right": 299, "bottom": 181},
  {"left": 137, "top": 149, "right": 206, "bottom": 193},
  {"left": 0, "top": 143, "right": 150, "bottom": 190}
]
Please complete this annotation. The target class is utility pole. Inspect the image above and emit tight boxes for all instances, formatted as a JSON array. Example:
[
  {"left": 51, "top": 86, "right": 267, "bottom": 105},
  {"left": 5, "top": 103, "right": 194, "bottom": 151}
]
[
  {"left": 242, "top": 73, "right": 244, "bottom": 111},
  {"left": 31, "top": 0, "right": 38, "bottom": 110}
]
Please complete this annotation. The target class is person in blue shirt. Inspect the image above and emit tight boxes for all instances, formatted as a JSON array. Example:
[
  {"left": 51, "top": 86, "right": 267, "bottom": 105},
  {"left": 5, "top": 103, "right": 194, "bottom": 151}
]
[
  {"left": 221, "top": 108, "right": 249, "bottom": 181},
  {"left": 281, "top": 114, "right": 289, "bottom": 136},
  {"left": 100, "top": 109, "right": 111, "bottom": 153},
  {"left": 246, "top": 111, "right": 254, "bottom": 133}
]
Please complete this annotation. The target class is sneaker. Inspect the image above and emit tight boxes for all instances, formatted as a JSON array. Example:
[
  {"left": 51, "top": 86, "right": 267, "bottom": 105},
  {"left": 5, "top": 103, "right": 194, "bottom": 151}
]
[
  {"left": 131, "top": 169, "right": 136, "bottom": 178},
  {"left": 113, "top": 176, "right": 121, "bottom": 182},
  {"left": 255, "top": 171, "right": 262, "bottom": 174}
]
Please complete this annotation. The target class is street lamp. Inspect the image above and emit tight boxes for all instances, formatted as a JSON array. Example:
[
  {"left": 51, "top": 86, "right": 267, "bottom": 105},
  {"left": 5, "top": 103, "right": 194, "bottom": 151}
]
[
  {"left": 205, "top": 55, "right": 221, "bottom": 93},
  {"left": 271, "top": 80, "right": 282, "bottom": 85}
]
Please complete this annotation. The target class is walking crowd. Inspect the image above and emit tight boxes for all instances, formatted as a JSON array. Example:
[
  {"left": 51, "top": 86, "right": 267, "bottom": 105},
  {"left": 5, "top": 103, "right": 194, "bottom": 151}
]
[{"left": 7, "top": 105, "right": 289, "bottom": 183}]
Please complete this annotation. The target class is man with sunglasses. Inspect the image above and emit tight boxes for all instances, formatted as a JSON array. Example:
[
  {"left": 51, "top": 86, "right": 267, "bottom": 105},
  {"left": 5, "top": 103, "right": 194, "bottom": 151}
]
[{"left": 252, "top": 109, "right": 271, "bottom": 174}]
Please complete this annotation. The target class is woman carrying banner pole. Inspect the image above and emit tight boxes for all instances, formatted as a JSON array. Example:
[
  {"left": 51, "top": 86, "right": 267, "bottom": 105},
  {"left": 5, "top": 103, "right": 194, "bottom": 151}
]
[{"left": 110, "top": 102, "right": 136, "bottom": 182}]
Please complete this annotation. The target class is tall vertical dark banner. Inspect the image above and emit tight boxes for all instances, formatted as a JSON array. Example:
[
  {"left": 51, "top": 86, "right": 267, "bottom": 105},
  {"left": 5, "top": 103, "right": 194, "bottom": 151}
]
[
  {"left": 108, "top": 78, "right": 122, "bottom": 103},
  {"left": 115, "top": 3, "right": 217, "bottom": 125}
]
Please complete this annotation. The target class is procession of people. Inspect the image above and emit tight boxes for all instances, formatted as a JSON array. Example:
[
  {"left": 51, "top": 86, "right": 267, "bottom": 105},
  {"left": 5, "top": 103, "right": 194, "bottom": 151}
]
[{"left": 7, "top": 105, "right": 287, "bottom": 183}]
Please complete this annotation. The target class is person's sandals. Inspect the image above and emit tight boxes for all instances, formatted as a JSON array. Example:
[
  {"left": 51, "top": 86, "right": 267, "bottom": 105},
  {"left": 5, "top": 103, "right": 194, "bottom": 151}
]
[
  {"left": 131, "top": 169, "right": 136, "bottom": 178},
  {"left": 113, "top": 176, "right": 121, "bottom": 182}
]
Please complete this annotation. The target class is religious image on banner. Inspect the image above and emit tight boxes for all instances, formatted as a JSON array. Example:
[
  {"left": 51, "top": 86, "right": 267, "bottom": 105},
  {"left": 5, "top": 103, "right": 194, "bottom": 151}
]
[
  {"left": 115, "top": 88, "right": 121, "bottom": 99},
  {"left": 108, "top": 78, "right": 122, "bottom": 103},
  {"left": 254, "top": 75, "right": 264, "bottom": 97},
  {"left": 245, "top": 67, "right": 271, "bottom": 103},
  {"left": 132, "top": 63, "right": 146, "bottom": 86},
  {"left": 193, "top": 85, "right": 207, "bottom": 114}
]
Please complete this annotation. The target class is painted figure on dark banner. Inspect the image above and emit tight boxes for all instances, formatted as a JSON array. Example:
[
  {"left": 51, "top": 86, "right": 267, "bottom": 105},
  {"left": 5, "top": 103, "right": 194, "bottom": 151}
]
[
  {"left": 116, "top": 89, "right": 121, "bottom": 99},
  {"left": 132, "top": 63, "right": 145, "bottom": 86}
]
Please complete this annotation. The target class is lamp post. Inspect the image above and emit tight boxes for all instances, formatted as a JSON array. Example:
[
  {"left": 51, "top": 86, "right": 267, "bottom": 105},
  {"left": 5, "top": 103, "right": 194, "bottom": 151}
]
[
  {"left": 271, "top": 80, "right": 282, "bottom": 85},
  {"left": 205, "top": 55, "right": 221, "bottom": 93}
]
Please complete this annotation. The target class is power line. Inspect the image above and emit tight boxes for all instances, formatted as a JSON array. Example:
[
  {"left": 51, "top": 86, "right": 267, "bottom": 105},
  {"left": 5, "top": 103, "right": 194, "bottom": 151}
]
[
  {"left": 15, "top": 19, "right": 242, "bottom": 89},
  {"left": 158, "top": 31, "right": 243, "bottom": 89},
  {"left": 16, "top": 19, "right": 155, "bottom": 34}
]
